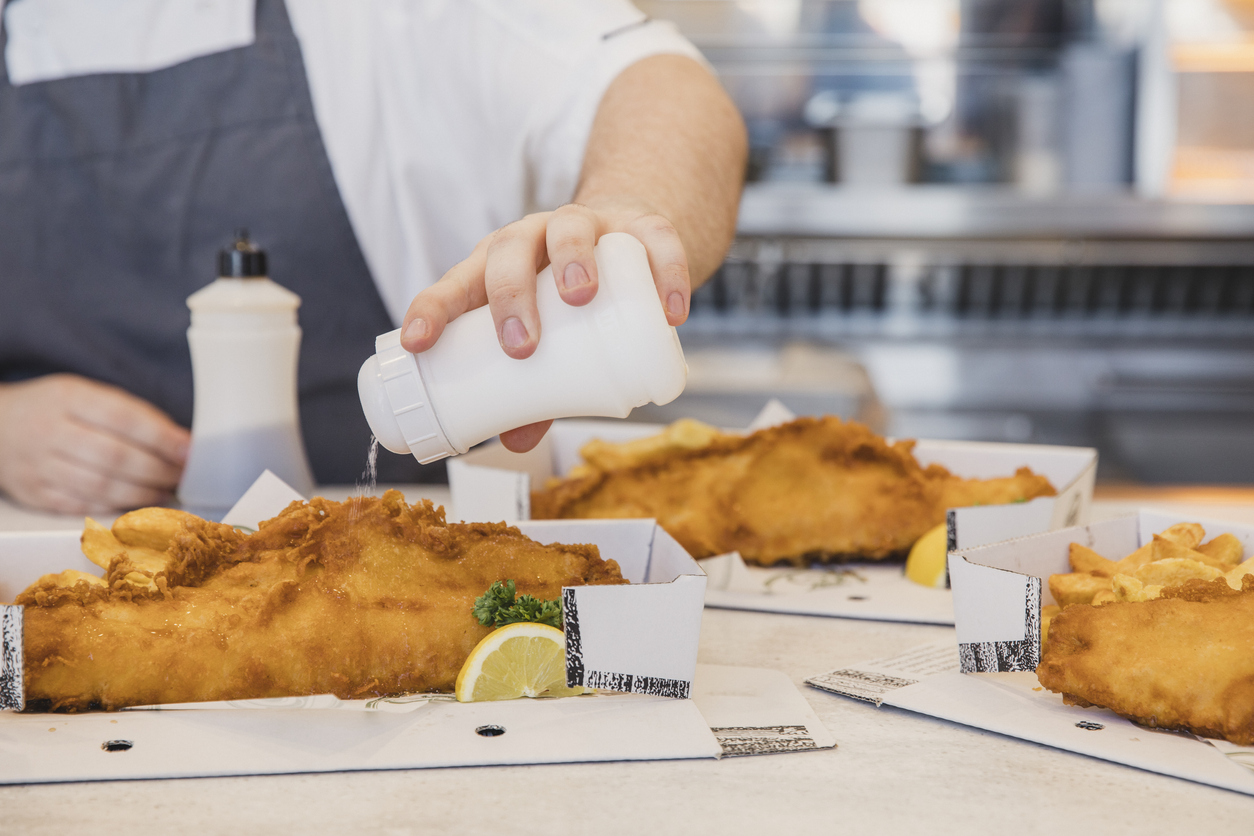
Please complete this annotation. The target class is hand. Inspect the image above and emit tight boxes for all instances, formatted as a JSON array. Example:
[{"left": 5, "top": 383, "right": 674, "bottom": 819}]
[
  {"left": 0, "top": 375, "right": 190, "bottom": 514},
  {"left": 399, "top": 203, "right": 691, "bottom": 452}
]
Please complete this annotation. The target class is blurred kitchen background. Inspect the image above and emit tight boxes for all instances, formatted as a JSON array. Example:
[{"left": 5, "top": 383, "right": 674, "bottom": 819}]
[{"left": 629, "top": 0, "right": 1254, "bottom": 484}]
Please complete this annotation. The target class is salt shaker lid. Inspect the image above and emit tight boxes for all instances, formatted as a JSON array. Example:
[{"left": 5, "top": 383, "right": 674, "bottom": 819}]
[
  {"left": 219, "top": 229, "right": 268, "bottom": 278},
  {"left": 358, "top": 329, "right": 460, "bottom": 464}
]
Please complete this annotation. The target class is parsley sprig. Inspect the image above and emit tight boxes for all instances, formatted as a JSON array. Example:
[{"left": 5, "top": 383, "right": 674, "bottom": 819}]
[{"left": 473, "top": 580, "right": 562, "bottom": 629}]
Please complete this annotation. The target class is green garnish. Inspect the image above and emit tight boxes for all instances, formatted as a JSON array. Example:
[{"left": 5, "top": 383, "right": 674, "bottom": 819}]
[{"left": 473, "top": 580, "right": 562, "bottom": 629}]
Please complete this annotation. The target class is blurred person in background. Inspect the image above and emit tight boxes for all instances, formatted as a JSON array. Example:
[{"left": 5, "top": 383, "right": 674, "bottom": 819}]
[{"left": 0, "top": 0, "right": 747, "bottom": 513}]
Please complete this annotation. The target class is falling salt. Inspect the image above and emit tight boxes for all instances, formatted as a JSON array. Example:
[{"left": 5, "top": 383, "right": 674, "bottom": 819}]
[{"left": 357, "top": 435, "right": 380, "bottom": 496}]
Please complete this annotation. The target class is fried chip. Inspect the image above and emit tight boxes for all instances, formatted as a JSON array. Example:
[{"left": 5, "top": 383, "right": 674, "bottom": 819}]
[
  {"left": 1135, "top": 556, "right": 1222, "bottom": 588},
  {"left": 1226, "top": 557, "right": 1254, "bottom": 590},
  {"left": 1151, "top": 534, "right": 1233, "bottom": 571},
  {"left": 1041, "top": 603, "right": 1062, "bottom": 646},
  {"left": 1068, "top": 543, "right": 1116, "bottom": 577},
  {"left": 34, "top": 569, "right": 107, "bottom": 589},
  {"left": 1090, "top": 588, "right": 1117, "bottom": 605},
  {"left": 1197, "top": 533, "right": 1243, "bottom": 567},
  {"left": 1112, "top": 541, "right": 1155, "bottom": 575},
  {"left": 80, "top": 516, "right": 171, "bottom": 576},
  {"left": 1112, "top": 573, "right": 1163, "bottom": 603},
  {"left": 80, "top": 517, "right": 126, "bottom": 570},
  {"left": 1158, "top": 522, "right": 1205, "bottom": 550},
  {"left": 577, "top": 418, "right": 722, "bottom": 474},
  {"left": 1049, "top": 571, "right": 1113, "bottom": 607},
  {"left": 111, "top": 507, "right": 197, "bottom": 551}
]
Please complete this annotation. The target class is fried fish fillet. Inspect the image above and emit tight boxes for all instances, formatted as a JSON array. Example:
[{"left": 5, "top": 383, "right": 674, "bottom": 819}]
[
  {"left": 16, "top": 491, "right": 624, "bottom": 711},
  {"left": 531, "top": 416, "right": 1056, "bottom": 565},
  {"left": 1037, "top": 576, "right": 1254, "bottom": 745}
]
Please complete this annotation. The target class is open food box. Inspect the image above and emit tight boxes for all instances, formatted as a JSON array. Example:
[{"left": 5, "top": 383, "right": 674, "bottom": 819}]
[
  {"left": 0, "top": 474, "right": 834, "bottom": 784},
  {"left": 807, "top": 511, "right": 1254, "bottom": 796},
  {"left": 448, "top": 409, "right": 1097, "bottom": 624}
]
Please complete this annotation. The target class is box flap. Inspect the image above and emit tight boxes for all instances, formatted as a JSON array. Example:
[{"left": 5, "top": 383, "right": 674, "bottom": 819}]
[
  {"left": 808, "top": 643, "right": 1254, "bottom": 796},
  {"left": 693, "top": 663, "right": 836, "bottom": 756},
  {"left": 888, "top": 672, "right": 1254, "bottom": 797},
  {"left": 488, "top": 520, "right": 707, "bottom": 699},
  {"left": 0, "top": 662, "right": 839, "bottom": 783},
  {"left": 948, "top": 553, "right": 1041, "bottom": 672},
  {"left": 447, "top": 435, "right": 558, "bottom": 523},
  {"left": 702, "top": 552, "right": 954, "bottom": 625},
  {"left": 0, "top": 691, "right": 720, "bottom": 783}
]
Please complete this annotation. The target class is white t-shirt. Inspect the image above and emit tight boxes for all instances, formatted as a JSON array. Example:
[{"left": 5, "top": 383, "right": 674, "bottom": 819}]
[{"left": 2, "top": 0, "right": 702, "bottom": 325}]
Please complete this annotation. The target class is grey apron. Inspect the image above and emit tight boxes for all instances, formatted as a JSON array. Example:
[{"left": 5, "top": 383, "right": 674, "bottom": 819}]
[{"left": 0, "top": 0, "right": 433, "bottom": 484}]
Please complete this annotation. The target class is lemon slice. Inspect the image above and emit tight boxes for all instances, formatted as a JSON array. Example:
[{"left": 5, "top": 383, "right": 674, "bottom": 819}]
[
  {"left": 455, "top": 622, "right": 585, "bottom": 702},
  {"left": 905, "top": 522, "right": 949, "bottom": 589}
]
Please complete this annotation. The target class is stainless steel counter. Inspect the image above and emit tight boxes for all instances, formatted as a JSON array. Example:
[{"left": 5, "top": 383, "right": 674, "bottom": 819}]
[{"left": 737, "top": 185, "right": 1254, "bottom": 240}]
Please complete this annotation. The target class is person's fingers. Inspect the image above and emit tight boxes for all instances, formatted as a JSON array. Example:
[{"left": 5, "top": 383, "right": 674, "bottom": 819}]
[
  {"left": 625, "top": 213, "right": 691, "bottom": 326},
  {"left": 484, "top": 214, "right": 550, "bottom": 360},
  {"left": 545, "top": 204, "right": 599, "bottom": 308},
  {"left": 66, "top": 380, "right": 189, "bottom": 468},
  {"left": 16, "top": 476, "right": 97, "bottom": 516},
  {"left": 499, "top": 420, "right": 554, "bottom": 453},
  {"left": 400, "top": 236, "right": 493, "bottom": 354},
  {"left": 30, "top": 484, "right": 98, "bottom": 516},
  {"left": 56, "top": 417, "right": 185, "bottom": 490},
  {"left": 0, "top": 375, "right": 182, "bottom": 513},
  {"left": 42, "top": 452, "right": 172, "bottom": 511}
]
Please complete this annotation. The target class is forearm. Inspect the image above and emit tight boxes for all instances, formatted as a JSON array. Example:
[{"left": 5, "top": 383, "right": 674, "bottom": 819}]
[{"left": 574, "top": 54, "right": 747, "bottom": 288}]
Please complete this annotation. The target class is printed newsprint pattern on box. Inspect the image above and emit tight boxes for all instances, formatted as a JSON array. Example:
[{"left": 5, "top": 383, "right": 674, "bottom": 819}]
[
  {"left": 711, "top": 725, "right": 818, "bottom": 757},
  {"left": 957, "top": 577, "right": 1041, "bottom": 674},
  {"left": 563, "top": 588, "right": 692, "bottom": 699},
  {"left": 0, "top": 606, "right": 21, "bottom": 711},
  {"left": 807, "top": 641, "right": 959, "bottom": 706}
]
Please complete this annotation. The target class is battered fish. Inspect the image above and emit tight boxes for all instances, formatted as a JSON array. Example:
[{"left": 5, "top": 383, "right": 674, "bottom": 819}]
[
  {"left": 17, "top": 491, "right": 624, "bottom": 711},
  {"left": 1037, "top": 576, "right": 1254, "bottom": 745},
  {"left": 531, "top": 416, "right": 1056, "bottom": 565}
]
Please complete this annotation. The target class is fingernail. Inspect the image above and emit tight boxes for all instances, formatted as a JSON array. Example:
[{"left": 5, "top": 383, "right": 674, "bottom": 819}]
[
  {"left": 667, "top": 292, "right": 686, "bottom": 318},
  {"left": 561, "top": 262, "right": 590, "bottom": 291},
  {"left": 402, "top": 318, "right": 428, "bottom": 344},
  {"left": 501, "top": 317, "right": 529, "bottom": 350}
]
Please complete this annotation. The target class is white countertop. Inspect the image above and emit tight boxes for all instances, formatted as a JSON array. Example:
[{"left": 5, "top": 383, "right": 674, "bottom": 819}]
[{"left": 1, "top": 489, "right": 1251, "bottom": 834}]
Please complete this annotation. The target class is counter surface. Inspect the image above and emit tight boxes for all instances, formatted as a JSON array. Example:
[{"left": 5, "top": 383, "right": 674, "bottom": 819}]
[{"left": 1, "top": 488, "right": 1252, "bottom": 835}]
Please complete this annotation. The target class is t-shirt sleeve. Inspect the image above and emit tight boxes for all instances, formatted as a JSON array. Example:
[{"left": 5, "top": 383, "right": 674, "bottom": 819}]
[{"left": 471, "top": 0, "right": 707, "bottom": 212}]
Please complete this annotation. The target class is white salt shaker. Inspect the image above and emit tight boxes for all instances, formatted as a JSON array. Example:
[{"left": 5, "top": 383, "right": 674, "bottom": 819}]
[
  {"left": 178, "top": 232, "right": 316, "bottom": 511},
  {"left": 358, "top": 232, "right": 687, "bottom": 463}
]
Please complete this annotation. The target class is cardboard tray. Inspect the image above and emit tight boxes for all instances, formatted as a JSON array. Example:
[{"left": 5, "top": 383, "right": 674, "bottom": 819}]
[
  {"left": 0, "top": 661, "right": 840, "bottom": 784},
  {"left": 447, "top": 412, "right": 1097, "bottom": 624},
  {"left": 449, "top": 420, "right": 1097, "bottom": 539},
  {"left": 0, "top": 474, "right": 836, "bottom": 783},
  {"left": 829, "top": 511, "right": 1254, "bottom": 795},
  {"left": 948, "top": 510, "right": 1254, "bottom": 673},
  {"left": 0, "top": 473, "right": 708, "bottom": 708}
]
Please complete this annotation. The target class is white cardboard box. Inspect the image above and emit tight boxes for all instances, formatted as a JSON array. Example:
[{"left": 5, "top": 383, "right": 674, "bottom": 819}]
[
  {"left": 810, "top": 511, "right": 1254, "bottom": 795},
  {"left": 948, "top": 510, "right": 1254, "bottom": 673},
  {"left": 0, "top": 474, "right": 835, "bottom": 783},
  {"left": 448, "top": 415, "right": 1097, "bottom": 625},
  {"left": 0, "top": 661, "right": 840, "bottom": 784},
  {"left": 0, "top": 473, "right": 708, "bottom": 707}
]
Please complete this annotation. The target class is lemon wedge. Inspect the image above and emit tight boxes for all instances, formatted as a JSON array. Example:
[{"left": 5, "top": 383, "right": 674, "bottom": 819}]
[
  {"left": 905, "top": 522, "right": 949, "bottom": 589},
  {"left": 455, "top": 622, "right": 586, "bottom": 702}
]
